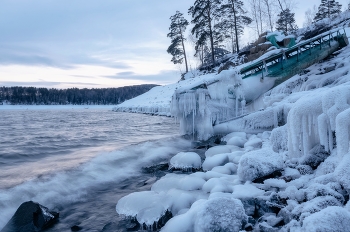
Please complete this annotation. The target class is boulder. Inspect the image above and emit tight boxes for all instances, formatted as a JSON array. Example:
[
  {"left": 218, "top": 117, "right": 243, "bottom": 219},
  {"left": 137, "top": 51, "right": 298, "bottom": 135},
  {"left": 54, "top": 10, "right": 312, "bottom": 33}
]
[
  {"left": 1, "top": 201, "right": 59, "bottom": 232},
  {"left": 194, "top": 198, "right": 247, "bottom": 232},
  {"left": 260, "top": 43, "right": 272, "bottom": 52},
  {"left": 238, "top": 148, "right": 284, "bottom": 182},
  {"left": 299, "top": 145, "right": 329, "bottom": 169},
  {"left": 218, "top": 61, "right": 235, "bottom": 74}
]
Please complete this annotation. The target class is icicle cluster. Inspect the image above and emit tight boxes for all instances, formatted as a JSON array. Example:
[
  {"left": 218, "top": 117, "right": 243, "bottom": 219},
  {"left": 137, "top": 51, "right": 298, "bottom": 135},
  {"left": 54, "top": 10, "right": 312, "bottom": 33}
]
[
  {"left": 170, "top": 70, "right": 247, "bottom": 140},
  {"left": 288, "top": 85, "right": 350, "bottom": 158}
]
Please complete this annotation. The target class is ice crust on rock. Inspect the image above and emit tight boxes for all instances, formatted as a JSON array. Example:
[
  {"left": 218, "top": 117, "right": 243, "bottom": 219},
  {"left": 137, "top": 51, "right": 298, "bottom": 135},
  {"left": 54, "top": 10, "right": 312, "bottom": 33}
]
[
  {"left": 169, "top": 152, "right": 201, "bottom": 171},
  {"left": 204, "top": 145, "right": 232, "bottom": 158},
  {"left": 302, "top": 206, "right": 350, "bottom": 232},
  {"left": 202, "top": 153, "right": 229, "bottom": 171},
  {"left": 238, "top": 148, "right": 284, "bottom": 181},
  {"left": 116, "top": 191, "right": 170, "bottom": 225},
  {"left": 194, "top": 197, "right": 247, "bottom": 232}
]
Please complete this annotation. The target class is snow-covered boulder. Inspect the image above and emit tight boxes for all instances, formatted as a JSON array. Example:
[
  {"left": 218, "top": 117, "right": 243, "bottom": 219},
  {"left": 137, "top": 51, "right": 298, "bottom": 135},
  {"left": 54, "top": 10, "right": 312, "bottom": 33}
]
[
  {"left": 194, "top": 197, "right": 247, "bottom": 232},
  {"left": 169, "top": 152, "right": 201, "bottom": 171},
  {"left": 334, "top": 153, "right": 350, "bottom": 190},
  {"left": 299, "top": 144, "right": 329, "bottom": 169},
  {"left": 227, "top": 136, "right": 247, "bottom": 147},
  {"left": 291, "top": 196, "right": 342, "bottom": 222},
  {"left": 116, "top": 191, "right": 170, "bottom": 226},
  {"left": 238, "top": 148, "right": 284, "bottom": 182},
  {"left": 270, "top": 125, "right": 288, "bottom": 152},
  {"left": 302, "top": 206, "right": 350, "bottom": 232},
  {"left": 205, "top": 145, "right": 231, "bottom": 158},
  {"left": 211, "top": 163, "right": 237, "bottom": 175},
  {"left": 244, "top": 137, "right": 262, "bottom": 149},
  {"left": 202, "top": 153, "right": 229, "bottom": 171}
]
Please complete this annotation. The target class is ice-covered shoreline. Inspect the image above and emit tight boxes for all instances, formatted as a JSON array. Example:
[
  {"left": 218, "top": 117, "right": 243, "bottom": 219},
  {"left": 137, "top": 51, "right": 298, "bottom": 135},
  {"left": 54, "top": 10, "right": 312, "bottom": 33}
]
[{"left": 114, "top": 21, "right": 350, "bottom": 232}]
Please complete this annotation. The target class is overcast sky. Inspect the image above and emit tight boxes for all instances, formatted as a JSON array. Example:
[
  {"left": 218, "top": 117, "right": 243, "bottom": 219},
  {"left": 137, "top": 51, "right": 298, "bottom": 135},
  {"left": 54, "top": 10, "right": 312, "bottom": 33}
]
[{"left": 0, "top": 0, "right": 348, "bottom": 89}]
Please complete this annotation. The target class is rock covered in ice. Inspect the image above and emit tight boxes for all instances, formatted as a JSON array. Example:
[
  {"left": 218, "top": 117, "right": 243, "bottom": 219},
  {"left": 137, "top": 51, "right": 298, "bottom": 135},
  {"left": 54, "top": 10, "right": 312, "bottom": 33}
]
[
  {"left": 205, "top": 145, "right": 232, "bottom": 158},
  {"left": 227, "top": 136, "right": 247, "bottom": 147},
  {"left": 211, "top": 163, "right": 237, "bottom": 175},
  {"left": 270, "top": 125, "right": 288, "bottom": 152},
  {"left": 169, "top": 152, "right": 201, "bottom": 171},
  {"left": 334, "top": 152, "right": 350, "bottom": 189},
  {"left": 202, "top": 153, "right": 229, "bottom": 171},
  {"left": 202, "top": 176, "right": 238, "bottom": 193},
  {"left": 222, "top": 132, "right": 247, "bottom": 142},
  {"left": 299, "top": 144, "right": 329, "bottom": 169},
  {"left": 151, "top": 173, "right": 207, "bottom": 193},
  {"left": 302, "top": 206, "right": 350, "bottom": 232},
  {"left": 238, "top": 148, "right": 284, "bottom": 181},
  {"left": 291, "top": 196, "right": 342, "bottom": 222},
  {"left": 194, "top": 197, "right": 247, "bottom": 232},
  {"left": 231, "top": 182, "right": 265, "bottom": 199},
  {"left": 244, "top": 137, "right": 262, "bottom": 149},
  {"left": 116, "top": 191, "right": 170, "bottom": 226}
]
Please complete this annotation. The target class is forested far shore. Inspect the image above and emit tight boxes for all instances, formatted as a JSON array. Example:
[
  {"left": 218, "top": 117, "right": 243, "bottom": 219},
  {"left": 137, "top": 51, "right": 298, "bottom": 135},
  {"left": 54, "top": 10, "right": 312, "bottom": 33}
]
[{"left": 0, "top": 85, "right": 158, "bottom": 105}]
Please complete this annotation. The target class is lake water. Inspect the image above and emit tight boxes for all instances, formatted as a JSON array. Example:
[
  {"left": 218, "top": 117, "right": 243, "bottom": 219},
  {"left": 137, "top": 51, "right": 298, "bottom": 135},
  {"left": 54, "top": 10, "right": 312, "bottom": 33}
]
[{"left": 0, "top": 107, "right": 192, "bottom": 231}]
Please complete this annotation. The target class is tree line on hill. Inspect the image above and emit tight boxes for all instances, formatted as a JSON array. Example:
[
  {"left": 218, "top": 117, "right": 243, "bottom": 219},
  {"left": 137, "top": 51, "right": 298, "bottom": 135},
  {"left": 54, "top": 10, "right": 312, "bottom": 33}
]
[
  {"left": 167, "top": 0, "right": 344, "bottom": 71},
  {"left": 0, "top": 84, "right": 158, "bottom": 105}
]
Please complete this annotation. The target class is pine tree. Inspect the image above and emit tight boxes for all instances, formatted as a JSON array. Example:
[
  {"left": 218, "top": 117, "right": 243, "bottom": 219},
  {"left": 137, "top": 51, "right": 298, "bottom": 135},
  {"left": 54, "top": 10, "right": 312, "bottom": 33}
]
[
  {"left": 218, "top": 0, "right": 252, "bottom": 53},
  {"left": 167, "top": 11, "right": 189, "bottom": 73},
  {"left": 314, "top": 0, "right": 342, "bottom": 22},
  {"left": 276, "top": 8, "right": 297, "bottom": 34},
  {"left": 189, "top": 0, "right": 223, "bottom": 65}
]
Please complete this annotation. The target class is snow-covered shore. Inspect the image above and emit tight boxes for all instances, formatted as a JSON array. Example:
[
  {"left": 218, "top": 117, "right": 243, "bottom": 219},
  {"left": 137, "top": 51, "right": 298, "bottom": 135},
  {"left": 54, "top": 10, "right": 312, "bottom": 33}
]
[{"left": 114, "top": 17, "right": 350, "bottom": 231}]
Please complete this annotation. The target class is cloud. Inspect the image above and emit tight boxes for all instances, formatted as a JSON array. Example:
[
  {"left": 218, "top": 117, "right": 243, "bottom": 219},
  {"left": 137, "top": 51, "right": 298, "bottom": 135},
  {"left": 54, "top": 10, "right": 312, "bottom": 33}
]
[
  {"left": 0, "top": 81, "right": 100, "bottom": 88},
  {"left": 0, "top": 44, "right": 132, "bottom": 70},
  {"left": 103, "top": 70, "right": 180, "bottom": 83}
]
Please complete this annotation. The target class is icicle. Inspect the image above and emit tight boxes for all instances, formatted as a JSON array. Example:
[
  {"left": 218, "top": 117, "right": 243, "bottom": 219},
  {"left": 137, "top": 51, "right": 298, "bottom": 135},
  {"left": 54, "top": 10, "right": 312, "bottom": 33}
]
[
  {"left": 193, "top": 110, "right": 195, "bottom": 140},
  {"left": 273, "top": 108, "right": 278, "bottom": 128},
  {"left": 235, "top": 97, "right": 238, "bottom": 117},
  {"left": 328, "top": 123, "right": 333, "bottom": 152},
  {"left": 302, "top": 115, "right": 309, "bottom": 156}
]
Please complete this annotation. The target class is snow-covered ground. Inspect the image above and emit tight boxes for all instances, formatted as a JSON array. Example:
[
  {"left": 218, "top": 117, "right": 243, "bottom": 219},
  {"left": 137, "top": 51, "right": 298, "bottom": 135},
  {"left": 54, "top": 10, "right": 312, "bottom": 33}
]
[{"left": 115, "top": 13, "right": 350, "bottom": 232}]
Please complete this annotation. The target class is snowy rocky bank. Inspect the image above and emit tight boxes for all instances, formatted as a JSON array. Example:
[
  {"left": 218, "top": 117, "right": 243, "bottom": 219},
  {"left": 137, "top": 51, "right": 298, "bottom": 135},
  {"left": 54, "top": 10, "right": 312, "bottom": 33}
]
[{"left": 115, "top": 15, "right": 350, "bottom": 232}]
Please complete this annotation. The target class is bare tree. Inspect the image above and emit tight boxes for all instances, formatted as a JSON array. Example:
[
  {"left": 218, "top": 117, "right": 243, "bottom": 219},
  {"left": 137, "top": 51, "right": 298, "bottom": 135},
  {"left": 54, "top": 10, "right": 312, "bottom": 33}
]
[
  {"left": 262, "top": 0, "right": 276, "bottom": 31},
  {"left": 303, "top": 5, "right": 317, "bottom": 27},
  {"left": 249, "top": 0, "right": 262, "bottom": 36}
]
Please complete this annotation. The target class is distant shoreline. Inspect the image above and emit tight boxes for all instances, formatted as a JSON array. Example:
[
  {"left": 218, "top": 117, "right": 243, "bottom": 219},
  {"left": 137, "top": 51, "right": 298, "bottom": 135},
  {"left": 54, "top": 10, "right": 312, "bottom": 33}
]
[{"left": 0, "top": 105, "right": 117, "bottom": 110}]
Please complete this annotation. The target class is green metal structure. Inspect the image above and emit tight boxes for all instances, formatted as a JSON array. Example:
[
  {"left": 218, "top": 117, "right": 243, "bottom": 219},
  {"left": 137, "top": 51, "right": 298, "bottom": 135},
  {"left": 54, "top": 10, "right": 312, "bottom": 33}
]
[{"left": 240, "top": 29, "right": 349, "bottom": 88}]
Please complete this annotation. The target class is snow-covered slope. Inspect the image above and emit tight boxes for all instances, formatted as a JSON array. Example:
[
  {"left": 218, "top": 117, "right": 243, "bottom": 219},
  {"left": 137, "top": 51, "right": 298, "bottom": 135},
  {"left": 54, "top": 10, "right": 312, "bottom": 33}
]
[{"left": 112, "top": 74, "right": 214, "bottom": 116}]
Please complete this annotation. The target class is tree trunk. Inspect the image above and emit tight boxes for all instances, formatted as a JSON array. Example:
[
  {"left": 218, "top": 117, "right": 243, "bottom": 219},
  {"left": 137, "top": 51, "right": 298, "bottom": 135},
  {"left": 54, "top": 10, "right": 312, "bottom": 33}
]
[
  {"left": 179, "top": 25, "right": 188, "bottom": 73},
  {"left": 231, "top": 0, "right": 240, "bottom": 53},
  {"left": 207, "top": 8, "right": 215, "bottom": 65},
  {"left": 264, "top": 0, "right": 274, "bottom": 31}
]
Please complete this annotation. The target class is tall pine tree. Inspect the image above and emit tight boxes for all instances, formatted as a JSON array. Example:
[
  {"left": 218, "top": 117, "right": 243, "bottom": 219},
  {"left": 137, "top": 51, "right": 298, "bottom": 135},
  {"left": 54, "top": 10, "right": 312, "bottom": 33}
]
[
  {"left": 218, "top": 0, "right": 252, "bottom": 53},
  {"left": 276, "top": 8, "right": 297, "bottom": 34},
  {"left": 314, "top": 0, "right": 342, "bottom": 22},
  {"left": 189, "top": 0, "right": 223, "bottom": 65},
  {"left": 167, "top": 11, "right": 189, "bottom": 73}
]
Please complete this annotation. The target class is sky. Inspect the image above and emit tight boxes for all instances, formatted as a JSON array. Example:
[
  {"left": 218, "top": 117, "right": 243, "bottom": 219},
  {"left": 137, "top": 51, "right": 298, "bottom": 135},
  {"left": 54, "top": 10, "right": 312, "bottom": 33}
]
[{"left": 0, "top": 0, "right": 349, "bottom": 89}]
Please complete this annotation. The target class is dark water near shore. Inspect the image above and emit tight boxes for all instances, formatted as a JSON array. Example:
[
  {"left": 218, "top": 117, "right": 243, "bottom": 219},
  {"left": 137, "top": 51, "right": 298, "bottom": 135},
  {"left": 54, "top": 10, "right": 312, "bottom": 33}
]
[{"left": 0, "top": 108, "right": 191, "bottom": 231}]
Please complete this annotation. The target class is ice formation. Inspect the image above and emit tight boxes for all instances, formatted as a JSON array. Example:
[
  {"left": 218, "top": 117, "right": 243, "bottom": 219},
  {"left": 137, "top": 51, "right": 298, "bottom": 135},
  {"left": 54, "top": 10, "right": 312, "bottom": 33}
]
[
  {"left": 170, "top": 69, "right": 276, "bottom": 140},
  {"left": 301, "top": 206, "right": 350, "bottom": 232},
  {"left": 238, "top": 148, "right": 284, "bottom": 182},
  {"left": 169, "top": 152, "right": 201, "bottom": 171}
]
